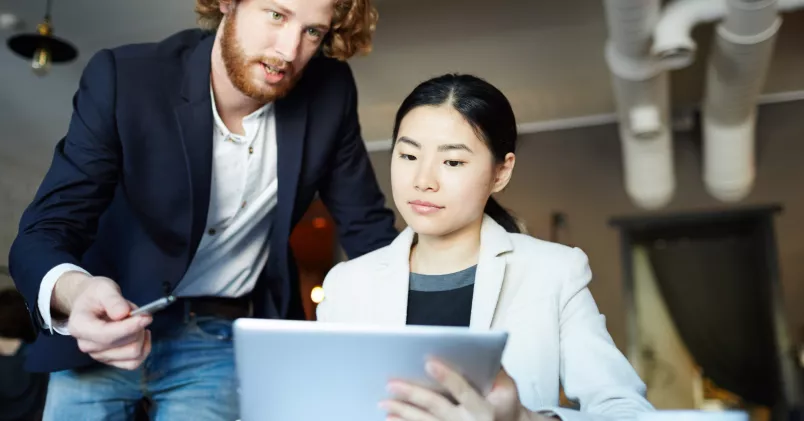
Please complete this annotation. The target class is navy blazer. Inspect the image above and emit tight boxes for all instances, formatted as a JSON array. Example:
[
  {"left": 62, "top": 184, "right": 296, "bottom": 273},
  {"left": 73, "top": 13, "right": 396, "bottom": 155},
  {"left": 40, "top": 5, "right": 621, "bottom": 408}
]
[{"left": 9, "top": 29, "right": 397, "bottom": 372}]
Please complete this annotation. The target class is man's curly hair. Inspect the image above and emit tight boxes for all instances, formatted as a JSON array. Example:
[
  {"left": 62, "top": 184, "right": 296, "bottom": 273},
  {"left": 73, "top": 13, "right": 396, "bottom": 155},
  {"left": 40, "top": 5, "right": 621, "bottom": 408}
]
[{"left": 195, "top": 0, "right": 378, "bottom": 61}]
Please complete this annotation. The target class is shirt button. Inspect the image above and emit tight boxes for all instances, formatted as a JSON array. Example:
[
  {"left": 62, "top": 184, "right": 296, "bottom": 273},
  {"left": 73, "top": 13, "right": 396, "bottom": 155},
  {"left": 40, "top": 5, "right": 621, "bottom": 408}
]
[
  {"left": 248, "top": 147, "right": 254, "bottom": 155},
  {"left": 241, "top": 201, "right": 247, "bottom": 208},
  {"left": 207, "top": 228, "right": 216, "bottom": 235}
]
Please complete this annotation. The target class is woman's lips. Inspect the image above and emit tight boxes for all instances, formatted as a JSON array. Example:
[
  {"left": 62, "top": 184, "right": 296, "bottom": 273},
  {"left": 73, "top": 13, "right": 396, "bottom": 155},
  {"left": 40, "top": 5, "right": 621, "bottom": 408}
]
[{"left": 408, "top": 200, "right": 444, "bottom": 215}]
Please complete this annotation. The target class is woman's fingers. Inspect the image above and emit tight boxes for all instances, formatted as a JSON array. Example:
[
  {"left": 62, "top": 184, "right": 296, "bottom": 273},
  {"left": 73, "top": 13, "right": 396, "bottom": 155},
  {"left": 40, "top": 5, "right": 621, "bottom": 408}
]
[
  {"left": 386, "top": 380, "right": 457, "bottom": 419},
  {"left": 380, "top": 398, "right": 442, "bottom": 421},
  {"left": 426, "top": 360, "right": 488, "bottom": 415}
]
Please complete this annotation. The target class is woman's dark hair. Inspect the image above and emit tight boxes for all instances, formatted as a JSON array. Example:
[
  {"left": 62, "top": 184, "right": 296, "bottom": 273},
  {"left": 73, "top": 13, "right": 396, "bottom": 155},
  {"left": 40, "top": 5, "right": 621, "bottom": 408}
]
[{"left": 392, "top": 74, "right": 521, "bottom": 233}]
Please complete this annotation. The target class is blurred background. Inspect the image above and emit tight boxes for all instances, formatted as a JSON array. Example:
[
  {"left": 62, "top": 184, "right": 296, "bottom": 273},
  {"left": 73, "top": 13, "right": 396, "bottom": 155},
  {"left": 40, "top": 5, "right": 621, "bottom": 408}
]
[{"left": 1, "top": 0, "right": 803, "bottom": 420}]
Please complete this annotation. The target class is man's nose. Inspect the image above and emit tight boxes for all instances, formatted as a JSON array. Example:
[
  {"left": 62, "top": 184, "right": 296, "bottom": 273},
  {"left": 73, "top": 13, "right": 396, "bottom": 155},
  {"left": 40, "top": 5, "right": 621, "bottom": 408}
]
[{"left": 274, "top": 25, "right": 301, "bottom": 63}]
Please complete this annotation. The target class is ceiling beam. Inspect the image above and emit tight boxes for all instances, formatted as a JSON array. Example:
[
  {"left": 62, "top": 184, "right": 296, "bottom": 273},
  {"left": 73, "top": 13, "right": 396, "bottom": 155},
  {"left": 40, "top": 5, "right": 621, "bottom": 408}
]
[{"left": 364, "top": 88, "right": 804, "bottom": 153}]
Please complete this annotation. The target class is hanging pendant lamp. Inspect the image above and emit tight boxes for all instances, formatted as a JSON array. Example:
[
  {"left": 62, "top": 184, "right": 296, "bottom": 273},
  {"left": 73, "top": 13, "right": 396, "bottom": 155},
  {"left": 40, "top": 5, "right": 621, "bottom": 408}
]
[{"left": 7, "top": 0, "right": 78, "bottom": 76}]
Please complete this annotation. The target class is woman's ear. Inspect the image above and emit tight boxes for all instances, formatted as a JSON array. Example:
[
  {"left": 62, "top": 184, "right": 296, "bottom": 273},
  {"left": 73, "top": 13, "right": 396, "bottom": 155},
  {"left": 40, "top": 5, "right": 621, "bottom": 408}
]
[{"left": 491, "top": 152, "right": 516, "bottom": 193}]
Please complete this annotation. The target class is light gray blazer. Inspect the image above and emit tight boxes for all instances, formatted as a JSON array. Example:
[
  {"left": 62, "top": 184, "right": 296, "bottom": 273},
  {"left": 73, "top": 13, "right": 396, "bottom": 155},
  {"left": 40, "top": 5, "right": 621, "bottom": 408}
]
[{"left": 317, "top": 215, "right": 655, "bottom": 421}]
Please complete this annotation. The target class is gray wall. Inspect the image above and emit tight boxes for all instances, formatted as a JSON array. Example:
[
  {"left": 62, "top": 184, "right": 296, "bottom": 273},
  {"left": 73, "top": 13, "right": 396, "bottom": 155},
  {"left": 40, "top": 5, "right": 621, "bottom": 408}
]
[
  {"left": 368, "top": 100, "right": 804, "bottom": 350},
  {"left": 0, "top": 154, "right": 43, "bottom": 290}
]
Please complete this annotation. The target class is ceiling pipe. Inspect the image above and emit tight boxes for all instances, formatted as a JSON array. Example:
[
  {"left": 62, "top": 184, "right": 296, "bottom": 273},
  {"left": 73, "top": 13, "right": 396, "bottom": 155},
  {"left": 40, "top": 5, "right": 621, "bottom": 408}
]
[
  {"left": 652, "top": 0, "right": 728, "bottom": 70},
  {"left": 603, "top": 0, "right": 675, "bottom": 209},
  {"left": 650, "top": 0, "right": 804, "bottom": 203},
  {"left": 653, "top": 0, "right": 804, "bottom": 71},
  {"left": 702, "top": 0, "right": 781, "bottom": 202}
]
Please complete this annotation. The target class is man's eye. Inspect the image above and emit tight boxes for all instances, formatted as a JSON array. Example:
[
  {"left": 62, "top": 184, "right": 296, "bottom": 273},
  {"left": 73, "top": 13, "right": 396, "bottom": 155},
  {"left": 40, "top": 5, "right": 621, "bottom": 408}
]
[
  {"left": 269, "top": 11, "right": 284, "bottom": 21},
  {"left": 399, "top": 154, "right": 416, "bottom": 161},
  {"left": 445, "top": 160, "right": 464, "bottom": 167}
]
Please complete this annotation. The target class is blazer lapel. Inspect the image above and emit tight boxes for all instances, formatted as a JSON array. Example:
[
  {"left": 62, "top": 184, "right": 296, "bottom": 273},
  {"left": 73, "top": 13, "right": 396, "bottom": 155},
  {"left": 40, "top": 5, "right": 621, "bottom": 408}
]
[
  {"left": 174, "top": 33, "right": 215, "bottom": 264},
  {"left": 273, "top": 84, "right": 309, "bottom": 247},
  {"left": 373, "top": 227, "right": 415, "bottom": 326},
  {"left": 469, "top": 215, "right": 514, "bottom": 329},
  {"left": 370, "top": 218, "right": 513, "bottom": 329}
]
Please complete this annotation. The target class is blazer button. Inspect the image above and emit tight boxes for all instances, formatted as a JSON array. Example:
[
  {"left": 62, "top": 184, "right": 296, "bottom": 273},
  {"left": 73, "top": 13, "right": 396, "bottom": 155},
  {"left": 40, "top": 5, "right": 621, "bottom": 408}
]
[{"left": 208, "top": 228, "right": 216, "bottom": 235}]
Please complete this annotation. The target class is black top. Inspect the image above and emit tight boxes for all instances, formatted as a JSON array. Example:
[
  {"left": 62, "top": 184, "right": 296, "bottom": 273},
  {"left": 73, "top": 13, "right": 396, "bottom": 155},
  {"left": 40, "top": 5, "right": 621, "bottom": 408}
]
[{"left": 406, "top": 265, "right": 476, "bottom": 327}]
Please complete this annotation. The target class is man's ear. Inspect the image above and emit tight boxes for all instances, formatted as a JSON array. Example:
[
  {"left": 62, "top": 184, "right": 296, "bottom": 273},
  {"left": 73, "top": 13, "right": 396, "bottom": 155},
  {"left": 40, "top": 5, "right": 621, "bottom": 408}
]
[
  {"left": 491, "top": 153, "right": 516, "bottom": 193},
  {"left": 219, "top": 0, "right": 235, "bottom": 14}
]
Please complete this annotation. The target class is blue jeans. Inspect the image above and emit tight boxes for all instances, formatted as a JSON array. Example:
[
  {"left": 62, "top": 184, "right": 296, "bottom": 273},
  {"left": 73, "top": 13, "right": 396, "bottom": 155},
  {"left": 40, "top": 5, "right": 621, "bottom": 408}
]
[{"left": 42, "top": 317, "right": 238, "bottom": 421}]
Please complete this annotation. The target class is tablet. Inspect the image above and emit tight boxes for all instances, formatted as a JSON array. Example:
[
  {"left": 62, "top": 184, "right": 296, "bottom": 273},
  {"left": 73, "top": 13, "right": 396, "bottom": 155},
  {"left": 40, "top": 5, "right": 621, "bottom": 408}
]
[{"left": 233, "top": 318, "right": 508, "bottom": 421}]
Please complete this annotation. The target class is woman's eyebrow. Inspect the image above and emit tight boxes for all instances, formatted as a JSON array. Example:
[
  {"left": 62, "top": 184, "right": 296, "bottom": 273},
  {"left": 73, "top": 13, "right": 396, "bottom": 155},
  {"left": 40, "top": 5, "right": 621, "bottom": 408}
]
[{"left": 438, "top": 143, "right": 473, "bottom": 153}]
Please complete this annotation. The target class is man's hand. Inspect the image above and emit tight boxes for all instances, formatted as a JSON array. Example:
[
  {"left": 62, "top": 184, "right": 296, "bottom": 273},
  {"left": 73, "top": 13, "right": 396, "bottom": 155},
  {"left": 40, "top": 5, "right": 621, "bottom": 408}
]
[{"left": 52, "top": 272, "right": 153, "bottom": 370}]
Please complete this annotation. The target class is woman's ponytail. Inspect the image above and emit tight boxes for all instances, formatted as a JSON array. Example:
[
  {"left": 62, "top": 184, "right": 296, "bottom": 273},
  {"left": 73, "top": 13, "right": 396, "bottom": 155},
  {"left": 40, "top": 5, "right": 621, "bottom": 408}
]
[{"left": 484, "top": 197, "right": 521, "bottom": 234}]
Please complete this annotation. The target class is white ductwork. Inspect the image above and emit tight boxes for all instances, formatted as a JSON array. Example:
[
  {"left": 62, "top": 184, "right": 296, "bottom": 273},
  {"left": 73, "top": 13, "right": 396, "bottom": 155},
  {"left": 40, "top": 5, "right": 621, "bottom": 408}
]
[
  {"left": 603, "top": 0, "right": 675, "bottom": 209},
  {"left": 604, "top": 0, "right": 804, "bottom": 207},
  {"left": 702, "top": 0, "right": 782, "bottom": 201},
  {"left": 652, "top": 0, "right": 729, "bottom": 70},
  {"left": 651, "top": 0, "right": 804, "bottom": 202},
  {"left": 653, "top": 0, "right": 804, "bottom": 68}
]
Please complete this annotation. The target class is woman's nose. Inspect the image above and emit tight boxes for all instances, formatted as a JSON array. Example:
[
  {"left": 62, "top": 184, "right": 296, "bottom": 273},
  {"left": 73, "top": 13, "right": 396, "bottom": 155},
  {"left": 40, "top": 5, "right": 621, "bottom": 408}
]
[{"left": 413, "top": 165, "right": 438, "bottom": 192}]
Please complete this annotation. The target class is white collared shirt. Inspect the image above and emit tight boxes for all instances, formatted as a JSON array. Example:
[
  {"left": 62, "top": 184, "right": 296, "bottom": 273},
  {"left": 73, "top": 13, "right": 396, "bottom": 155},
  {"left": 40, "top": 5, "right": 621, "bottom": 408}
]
[{"left": 38, "top": 88, "right": 280, "bottom": 334}]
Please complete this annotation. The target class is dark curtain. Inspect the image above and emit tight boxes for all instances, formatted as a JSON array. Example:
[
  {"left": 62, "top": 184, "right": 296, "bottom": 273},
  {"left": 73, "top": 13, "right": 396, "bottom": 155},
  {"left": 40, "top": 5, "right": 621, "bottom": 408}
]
[{"left": 644, "top": 221, "right": 780, "bottom": 407}]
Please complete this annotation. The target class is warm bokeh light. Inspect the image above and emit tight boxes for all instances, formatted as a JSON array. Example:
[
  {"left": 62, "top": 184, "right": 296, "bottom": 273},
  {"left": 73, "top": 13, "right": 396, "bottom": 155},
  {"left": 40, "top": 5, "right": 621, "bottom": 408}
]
[{"left": 310, "top": 286, "right": 325, "bottom": 304}]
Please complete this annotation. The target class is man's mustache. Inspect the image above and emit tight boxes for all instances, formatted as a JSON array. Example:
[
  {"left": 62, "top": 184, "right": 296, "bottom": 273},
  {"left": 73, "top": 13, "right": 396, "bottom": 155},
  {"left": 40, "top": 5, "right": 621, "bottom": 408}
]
[{"left": 258, "top": 57, "right": 293, "bottom": 74}]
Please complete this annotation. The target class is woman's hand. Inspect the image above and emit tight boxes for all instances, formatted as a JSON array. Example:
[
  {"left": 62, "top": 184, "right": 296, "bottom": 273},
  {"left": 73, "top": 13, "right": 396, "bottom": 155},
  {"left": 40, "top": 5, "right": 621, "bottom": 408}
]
[{"left": 380, "top": 359, "right": 538, "bottom": 421}]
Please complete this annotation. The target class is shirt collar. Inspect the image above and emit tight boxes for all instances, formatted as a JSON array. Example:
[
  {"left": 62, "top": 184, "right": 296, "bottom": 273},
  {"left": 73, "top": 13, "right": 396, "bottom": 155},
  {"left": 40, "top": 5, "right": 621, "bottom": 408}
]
[{"left": 210, "top": 85, "right": 273, "bottom": 142}]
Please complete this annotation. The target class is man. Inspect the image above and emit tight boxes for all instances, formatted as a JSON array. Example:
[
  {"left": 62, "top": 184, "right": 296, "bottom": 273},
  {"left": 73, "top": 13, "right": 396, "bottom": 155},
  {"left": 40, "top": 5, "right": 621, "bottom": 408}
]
[{"left": 8, "top": 0, "right": 397, "bottom": 419}]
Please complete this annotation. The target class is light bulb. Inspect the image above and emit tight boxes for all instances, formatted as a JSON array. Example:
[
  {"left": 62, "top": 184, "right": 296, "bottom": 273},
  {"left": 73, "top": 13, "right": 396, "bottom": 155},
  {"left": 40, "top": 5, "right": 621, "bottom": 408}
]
[
  {"left": 310, "top": 286, "right": 325, "bottom": 304},
  {"left": 32, "top": 48, "right": 51, "bottom": 76}
]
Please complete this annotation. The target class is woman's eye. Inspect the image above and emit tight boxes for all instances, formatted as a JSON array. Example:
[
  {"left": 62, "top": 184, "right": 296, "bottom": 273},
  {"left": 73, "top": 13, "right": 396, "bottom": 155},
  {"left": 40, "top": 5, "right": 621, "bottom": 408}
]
[
  {"left": 269, "top": 11, "right": 284, "bottom": 21},
  {"left": 444, "top": 160, "right": 464, "bottom": 167},
  {"left": 399, "top": 154, "right": 416, "bottom": 161}
]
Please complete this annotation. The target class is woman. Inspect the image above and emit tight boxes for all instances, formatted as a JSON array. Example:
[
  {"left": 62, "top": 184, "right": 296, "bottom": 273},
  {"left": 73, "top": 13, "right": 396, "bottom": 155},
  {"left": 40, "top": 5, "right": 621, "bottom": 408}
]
[{"left": 316, "top": 74, "right": 654, "bottom": 421}]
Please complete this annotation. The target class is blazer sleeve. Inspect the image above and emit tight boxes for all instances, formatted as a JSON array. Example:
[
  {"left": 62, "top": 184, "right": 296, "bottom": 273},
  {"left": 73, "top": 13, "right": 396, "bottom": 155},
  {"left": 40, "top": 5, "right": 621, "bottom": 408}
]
[
  {"left": 315, "top": 262, "right": 347, "bottom": 322},
  {"left": 8, "top": 49, "right": 121, "bottom": 329},
  {"left": 316, "top": 64, "right": 397, "bottom": 259},
  {"left": 536, "top": 248, "right": 655, "bottom": 421}
]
